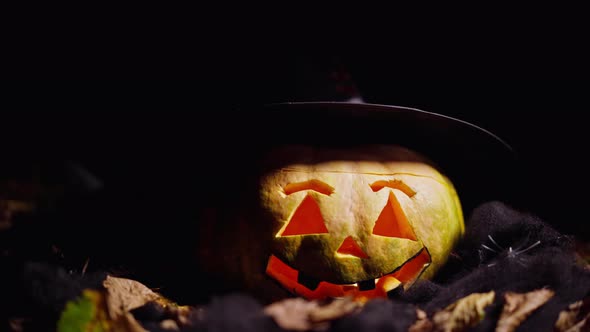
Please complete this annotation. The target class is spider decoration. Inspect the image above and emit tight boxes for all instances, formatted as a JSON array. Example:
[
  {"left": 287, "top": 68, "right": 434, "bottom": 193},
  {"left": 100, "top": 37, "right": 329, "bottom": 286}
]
[{"left": 479, "top": 235, "right": 541, "bottom": 267}]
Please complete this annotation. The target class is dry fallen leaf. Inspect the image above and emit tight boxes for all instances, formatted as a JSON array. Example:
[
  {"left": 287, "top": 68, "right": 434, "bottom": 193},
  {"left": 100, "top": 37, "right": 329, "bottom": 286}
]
[
  {"left": 110, "top": 314, "right": 148, "bottom": 332},
  {"left": 0, "top": 199, "right": 34, "bottom": 230},
  {"left": 409, "top": 308, "right": 433, "bottom": 332},
  {"left": 160, "top": 319, "right": 179, "bottom": 330},
  {"left": 561, "top": 318, "right": 590, "bottom": 332},
  {"left": 496, "top": 288, "right": 554, "bottom": 332},
  {"left": 431, "top": 290, "right": 495, "bottom": 332},
  {"left": 264, "top": 298, "right": 320, "bottom": 331},
  {"left": 555, "top": 297, "right": 590, "bottom": 332},
  {"left": 103, "top": 275, "right": 167, "bottom": 332},
  {"left": 56, "top": 287, "right": 151, "bottom": 332},
  {"left": 103, "top": 275, "right": 162, "bottom": 317},
  {"left": 264, "top": 296, "right": 363, "bottom": 331},
  {"left": 308, "top": 297, "right": 363, "bottom": 324},
  {"left": 574, "top": 240, "right": 590, "bottom": 269}
]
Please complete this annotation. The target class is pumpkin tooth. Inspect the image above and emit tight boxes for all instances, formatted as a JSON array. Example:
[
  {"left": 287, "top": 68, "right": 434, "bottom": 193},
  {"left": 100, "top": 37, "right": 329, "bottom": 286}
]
[
  {"left": 297, "top": 272, "right": 321, "bottom": 291},
  {"left": 357, "top": 279, "right": 376, "bottom": 291},
  {"left": 377, "top": 275, "right": 402, "bottom": 293}
]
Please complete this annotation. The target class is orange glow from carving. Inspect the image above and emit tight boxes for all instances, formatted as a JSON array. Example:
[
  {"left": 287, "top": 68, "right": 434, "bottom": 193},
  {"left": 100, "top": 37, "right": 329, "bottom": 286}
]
[
  {"left": 284, "top": 179, "right": 334, "bottom": 196},
  {"left": 266, "top": 247, "right": 431, "bottom": 301},
  {"left": 280, "top": 194, "right": 329, "bottom": 236},
  {"left": 373, "top": 192, "right": 417, "bottom": 241},
  {"left": 336, "top": 236, "right": 368, "bottom": 258},
  {"left": 369, "top": 179, "right": 416, "bottom": 197}
]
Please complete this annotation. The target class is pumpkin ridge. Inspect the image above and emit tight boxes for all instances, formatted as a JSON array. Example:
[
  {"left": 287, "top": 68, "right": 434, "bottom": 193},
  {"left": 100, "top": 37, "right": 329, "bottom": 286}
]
[{"left": 279, "top": 168, "right": 451, "bottom": 187}]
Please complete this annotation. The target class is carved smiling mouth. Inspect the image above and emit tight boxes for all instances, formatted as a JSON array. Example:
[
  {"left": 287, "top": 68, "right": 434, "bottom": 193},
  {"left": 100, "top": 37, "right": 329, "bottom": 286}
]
[{"left": 266, "top": 247, "right": 431, "bottom": 300}]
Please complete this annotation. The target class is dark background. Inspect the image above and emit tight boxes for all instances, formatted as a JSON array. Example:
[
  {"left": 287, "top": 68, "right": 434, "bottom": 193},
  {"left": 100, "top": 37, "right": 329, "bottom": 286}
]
[
  {"left": 3, "top": 21, "right": 590, "bottom": 305},
  {"left": 6, "top": 51, "right": 588, "bottom": 239}
]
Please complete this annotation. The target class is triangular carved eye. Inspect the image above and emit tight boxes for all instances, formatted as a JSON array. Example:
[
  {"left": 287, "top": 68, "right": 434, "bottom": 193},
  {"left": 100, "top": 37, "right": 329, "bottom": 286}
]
[
  {"left": 280, "top": 194, "right": 329, "bottom": 236},
  {"left": 373, "top": 191, "right": 417, "bottom": 240}
]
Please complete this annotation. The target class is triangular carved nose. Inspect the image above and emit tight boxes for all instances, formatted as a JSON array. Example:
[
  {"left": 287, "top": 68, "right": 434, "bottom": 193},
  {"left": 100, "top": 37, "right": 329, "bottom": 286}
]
[{"left": 337, "top": 236, "right": 368, "bottom": 258}]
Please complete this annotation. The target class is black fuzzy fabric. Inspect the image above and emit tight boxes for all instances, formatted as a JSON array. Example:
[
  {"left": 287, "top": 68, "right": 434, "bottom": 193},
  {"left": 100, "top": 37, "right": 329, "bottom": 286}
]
[
  {"left": 392, "top": 201, "right": 590, "bottom": 331},
  {"left": 188, "top": 201, "right": 588, "bottom": 332},
  {"left": 2, "top": 201, "right": 589, "bottom": 331}
]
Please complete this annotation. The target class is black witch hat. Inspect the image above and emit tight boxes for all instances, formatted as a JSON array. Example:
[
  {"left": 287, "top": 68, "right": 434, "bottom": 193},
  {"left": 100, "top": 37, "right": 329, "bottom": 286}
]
[{"left": 240, "top": 101, "right": 521, "bottom": 218}]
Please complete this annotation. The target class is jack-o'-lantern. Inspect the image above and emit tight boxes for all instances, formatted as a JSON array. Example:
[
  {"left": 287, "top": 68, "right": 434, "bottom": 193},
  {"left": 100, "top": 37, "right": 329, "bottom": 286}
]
[
  {"left": 259, "top": 144, "right": 464, "bottom": 301},
  {"left": 191, "top": 102, "right": 517, "bottom": 304}
]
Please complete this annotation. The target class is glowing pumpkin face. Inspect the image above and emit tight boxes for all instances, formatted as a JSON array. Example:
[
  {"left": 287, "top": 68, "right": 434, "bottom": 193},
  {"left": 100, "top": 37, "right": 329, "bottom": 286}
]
[{"left": 260, "top": 145, "right": 464, "bottom": 300}]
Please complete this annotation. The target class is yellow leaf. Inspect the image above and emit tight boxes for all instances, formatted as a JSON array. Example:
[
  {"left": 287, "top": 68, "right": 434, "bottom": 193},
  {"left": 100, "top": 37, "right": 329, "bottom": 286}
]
[{"left": 57, "top": 289, "right": 110, "bottom": 332}]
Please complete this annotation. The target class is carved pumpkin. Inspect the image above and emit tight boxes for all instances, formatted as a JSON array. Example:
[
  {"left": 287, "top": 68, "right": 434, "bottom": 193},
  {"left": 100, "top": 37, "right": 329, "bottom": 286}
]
[
  {"left": 191, "top": 102, "right": 518, "bottom": 304},
  {"left": 258, "top": 144, "right": 464, "bottom": 301}
]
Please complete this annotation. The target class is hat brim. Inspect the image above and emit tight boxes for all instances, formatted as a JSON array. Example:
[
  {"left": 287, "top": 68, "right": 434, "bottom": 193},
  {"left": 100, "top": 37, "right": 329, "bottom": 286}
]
[{"left": 242, "top": 101, "right": 520, "bottom": 215}]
